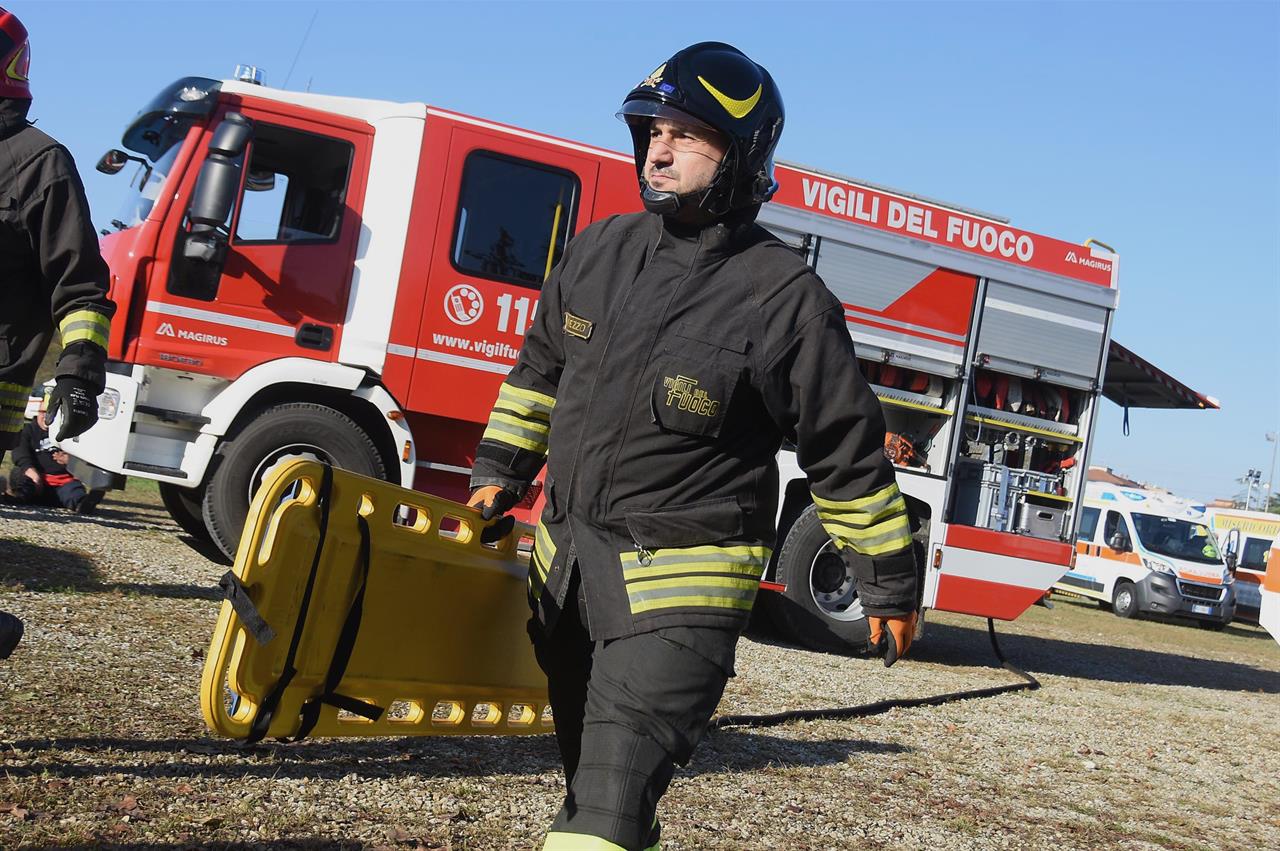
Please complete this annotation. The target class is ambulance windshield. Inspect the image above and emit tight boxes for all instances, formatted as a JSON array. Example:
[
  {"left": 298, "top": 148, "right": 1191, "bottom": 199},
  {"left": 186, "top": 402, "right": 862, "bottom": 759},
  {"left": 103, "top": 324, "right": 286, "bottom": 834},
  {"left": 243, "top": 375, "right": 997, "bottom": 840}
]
[{"left": 1131, "top": 513, "right": 1223, "bottom": 565}]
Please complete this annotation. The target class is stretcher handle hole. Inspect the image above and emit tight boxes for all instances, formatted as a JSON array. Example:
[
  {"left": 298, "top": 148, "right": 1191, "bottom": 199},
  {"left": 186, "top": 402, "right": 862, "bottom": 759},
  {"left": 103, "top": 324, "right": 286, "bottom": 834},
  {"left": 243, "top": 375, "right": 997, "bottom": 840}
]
[
  {"left": 438, "top": 514, "right": 475, "bottom": 544},
  {"left": 471, "top": 703, "right": 502, "bottom": 726},
  {"left": 386, "top": 699, "right": 426, "bottom": 724},
  {"left": 337, "top": 700, "right": 379, "bottom": 724},
  {"left": 392, "top": 502, "right": 433, "bottom": 533},
  {"left": 257, "top": 475, "right": 318, "bottom": 566},
  {"left": 431, "top": 700, "right": 465, "bottom": 726},
  {"left": 506, "top": 704, "right": 537, "bottom": 727},
  {"left": 223, "top": 675, "right": 254, "bottom": 723},
  {"left": 358, "top": 493, "right": 376, "bottom": 518},
  {"left": 540, "top": 705, "right": 555, "bottom": 726}
]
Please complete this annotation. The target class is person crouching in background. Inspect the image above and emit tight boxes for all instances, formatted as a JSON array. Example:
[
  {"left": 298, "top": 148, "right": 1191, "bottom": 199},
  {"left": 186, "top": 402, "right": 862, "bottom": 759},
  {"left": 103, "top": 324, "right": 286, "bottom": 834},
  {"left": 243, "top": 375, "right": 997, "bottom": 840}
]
[{"left": 6, "top": 391, "right": 104, "bottom": 514}]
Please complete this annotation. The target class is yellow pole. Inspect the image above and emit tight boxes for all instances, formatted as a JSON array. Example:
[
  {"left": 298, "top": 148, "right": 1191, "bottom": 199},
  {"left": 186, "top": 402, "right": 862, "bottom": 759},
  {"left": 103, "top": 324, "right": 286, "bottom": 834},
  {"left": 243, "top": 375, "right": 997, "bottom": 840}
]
[{"left": 544, "top": 189, "right": 565, "bottom": 281}]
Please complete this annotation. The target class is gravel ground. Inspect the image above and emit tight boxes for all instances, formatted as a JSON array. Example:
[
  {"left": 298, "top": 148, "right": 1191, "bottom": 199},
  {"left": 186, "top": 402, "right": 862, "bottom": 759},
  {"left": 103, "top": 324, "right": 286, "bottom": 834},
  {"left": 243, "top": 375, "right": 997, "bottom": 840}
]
[{"left": 1, "top": 483, "right": 1278, "bottom": 850}]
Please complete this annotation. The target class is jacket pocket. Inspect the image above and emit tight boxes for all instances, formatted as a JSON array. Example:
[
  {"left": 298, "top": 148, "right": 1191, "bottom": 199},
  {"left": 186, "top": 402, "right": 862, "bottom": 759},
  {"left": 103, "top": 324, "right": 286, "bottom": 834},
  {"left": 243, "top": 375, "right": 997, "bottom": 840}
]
[
  {"left": 624, "top": 496, "right": 744, "bottom": 549},
  {"left": 650, "top": 353, "right": 738, "bottom": 439},
  {"left": 671, "top": 323, "right": 748, "bottom": 355}
]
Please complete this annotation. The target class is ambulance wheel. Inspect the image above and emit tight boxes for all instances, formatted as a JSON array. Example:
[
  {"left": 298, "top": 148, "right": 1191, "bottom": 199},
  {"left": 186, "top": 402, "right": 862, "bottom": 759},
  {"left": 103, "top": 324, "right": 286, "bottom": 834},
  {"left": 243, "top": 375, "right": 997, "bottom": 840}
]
[
  {"left": 202, "top": 403, "right": 386, "bottom": 561},
  {"left": 1112, "top": 581, "right": 1139, "bottom": 619},
  {"left": 769, "top": 505, "right": 871, "bottom": 655},
  {"left": 159, "top": 482, "right": 214, "bottom": 546}
]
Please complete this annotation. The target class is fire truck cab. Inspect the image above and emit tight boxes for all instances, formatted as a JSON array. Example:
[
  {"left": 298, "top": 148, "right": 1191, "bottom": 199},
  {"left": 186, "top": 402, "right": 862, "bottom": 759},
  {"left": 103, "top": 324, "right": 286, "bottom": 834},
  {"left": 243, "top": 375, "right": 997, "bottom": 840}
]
[{"left": 69, "top": 72, "right": 1213, "bottom": 652}]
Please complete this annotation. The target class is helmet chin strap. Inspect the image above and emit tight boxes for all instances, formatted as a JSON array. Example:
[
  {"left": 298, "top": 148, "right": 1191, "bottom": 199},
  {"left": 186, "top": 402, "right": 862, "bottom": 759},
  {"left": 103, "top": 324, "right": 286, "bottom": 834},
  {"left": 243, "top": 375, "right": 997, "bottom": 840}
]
[
  {"left": 640, "top": 180, "right": 682, "bottom": 216},
  {"left": 639, "top": 151, "right": 739, "bottom": 224}
]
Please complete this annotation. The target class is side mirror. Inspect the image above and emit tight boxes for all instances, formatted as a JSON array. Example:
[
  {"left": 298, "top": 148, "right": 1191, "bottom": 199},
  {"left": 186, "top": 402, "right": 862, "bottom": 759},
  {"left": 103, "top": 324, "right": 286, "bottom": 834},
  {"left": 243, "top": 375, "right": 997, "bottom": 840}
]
[
  {"left": 187, "top": 112, "right": 253, "bottom": 231},
  {"left": 1108, "top": 533, "right": 1129, "bottom": 552},
  {"left": 96, "top": 149, "right": 132, "bottom": 175},
  {"left": 1225, "top": 552, "right": 1238, "bottom": 573}
]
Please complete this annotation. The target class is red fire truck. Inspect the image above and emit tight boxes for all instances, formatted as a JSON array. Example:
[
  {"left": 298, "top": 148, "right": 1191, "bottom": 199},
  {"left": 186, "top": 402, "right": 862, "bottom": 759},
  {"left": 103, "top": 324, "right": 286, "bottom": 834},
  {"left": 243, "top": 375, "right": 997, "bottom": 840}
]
[{"left": 69, "top": 70, "right": 1215, "bottom": 652}]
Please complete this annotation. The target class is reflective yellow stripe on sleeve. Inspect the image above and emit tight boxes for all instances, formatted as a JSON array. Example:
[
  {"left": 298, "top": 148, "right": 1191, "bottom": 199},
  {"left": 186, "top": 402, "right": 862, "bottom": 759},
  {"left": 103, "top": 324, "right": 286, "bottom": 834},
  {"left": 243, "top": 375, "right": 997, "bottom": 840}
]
[
  {"left": 812, "top": 482, "right": 912, "bottom": 557},
  {"left": 58, "top": 309, "right": 112, "bottom": 350},
  {"left": 482, "top": 380, "right": 555, "bottom": 455}
]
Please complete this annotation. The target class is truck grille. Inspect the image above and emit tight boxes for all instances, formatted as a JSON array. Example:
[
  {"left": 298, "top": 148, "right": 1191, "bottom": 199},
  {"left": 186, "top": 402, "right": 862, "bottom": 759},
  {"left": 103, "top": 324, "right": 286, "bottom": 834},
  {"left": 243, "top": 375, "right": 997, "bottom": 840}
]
[{"left": 1178, "top": 581, "right": 1224, "bottom": 602}]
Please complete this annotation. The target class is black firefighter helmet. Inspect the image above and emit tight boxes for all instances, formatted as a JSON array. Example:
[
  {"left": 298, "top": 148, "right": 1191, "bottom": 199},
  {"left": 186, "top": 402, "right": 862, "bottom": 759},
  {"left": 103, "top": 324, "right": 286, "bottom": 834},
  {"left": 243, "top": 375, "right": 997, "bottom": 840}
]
[{"left": 617, "top": 42, "right": 784, "bottom": 219}]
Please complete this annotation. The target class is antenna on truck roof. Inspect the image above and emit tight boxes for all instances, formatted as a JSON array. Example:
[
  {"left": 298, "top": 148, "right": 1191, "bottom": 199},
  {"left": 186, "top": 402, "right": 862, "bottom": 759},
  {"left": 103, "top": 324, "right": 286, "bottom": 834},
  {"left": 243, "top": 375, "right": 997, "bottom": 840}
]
[{"left": 283, "top": 8, "right": 320, "bottom": 90}]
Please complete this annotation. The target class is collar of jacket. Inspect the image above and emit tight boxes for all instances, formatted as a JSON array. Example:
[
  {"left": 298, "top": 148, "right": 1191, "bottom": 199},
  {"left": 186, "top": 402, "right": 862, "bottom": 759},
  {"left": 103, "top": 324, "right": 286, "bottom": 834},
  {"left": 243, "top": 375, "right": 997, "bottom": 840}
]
[
  {"left": 0, "top": 97, "right": 32, "bottom": 140},
  {"left": 650, "top": 209, "right": 757, "bottom": 260}
]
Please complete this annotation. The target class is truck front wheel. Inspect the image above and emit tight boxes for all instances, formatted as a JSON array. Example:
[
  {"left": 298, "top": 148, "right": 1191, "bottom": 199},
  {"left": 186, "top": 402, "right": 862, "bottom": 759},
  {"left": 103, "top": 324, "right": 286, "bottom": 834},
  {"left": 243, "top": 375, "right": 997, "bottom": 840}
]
[
  {"left": 201, "top": 403, "right": 386, "bottom": 561},
  {"left": 159, "top": 482, "right": 214, "bottom": 547},
  {"left": 767, "top": 504, "right": 872, "bottom": 654}
]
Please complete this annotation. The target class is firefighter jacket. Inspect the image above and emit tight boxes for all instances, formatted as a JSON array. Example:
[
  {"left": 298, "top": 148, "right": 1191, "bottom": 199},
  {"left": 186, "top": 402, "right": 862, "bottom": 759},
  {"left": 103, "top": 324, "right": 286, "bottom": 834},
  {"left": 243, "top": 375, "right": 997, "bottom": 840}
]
[
  {"left": 0, "top": 98, "right": 115, "bottom": 448},
  {"left": 472, "top": 212, "right": 916, "bottom": 640}
]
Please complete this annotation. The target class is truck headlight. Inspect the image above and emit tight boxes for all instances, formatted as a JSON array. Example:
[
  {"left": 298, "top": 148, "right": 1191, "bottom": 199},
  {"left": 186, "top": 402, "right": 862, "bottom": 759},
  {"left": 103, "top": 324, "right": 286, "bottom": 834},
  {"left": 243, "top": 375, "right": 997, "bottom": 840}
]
[
  {"left": 1142, "top": 557, "right": 1174, "bottom": 575},
  {"left": 97, "top": 388, "right": 121, "bottom": 421}
]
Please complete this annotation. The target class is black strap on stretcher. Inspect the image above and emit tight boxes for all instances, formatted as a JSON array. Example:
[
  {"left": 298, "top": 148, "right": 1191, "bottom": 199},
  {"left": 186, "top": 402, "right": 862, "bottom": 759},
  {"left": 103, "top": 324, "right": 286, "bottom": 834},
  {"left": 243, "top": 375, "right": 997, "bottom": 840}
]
[
  {"left": 294, "top": 513, "right": 381, "bottom": 740},
  {"left": 239, "top": 464, "right": 383, "bottom": 744}
]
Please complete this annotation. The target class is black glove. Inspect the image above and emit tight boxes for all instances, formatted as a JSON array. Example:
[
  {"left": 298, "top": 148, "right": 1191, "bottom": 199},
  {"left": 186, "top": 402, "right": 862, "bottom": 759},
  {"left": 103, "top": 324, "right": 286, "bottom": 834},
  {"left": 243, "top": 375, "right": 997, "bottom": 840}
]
[
  {"left": 467, "top": 485, "right": 521, "bottom": 544},
  {"left": 46, "top": 376, "right": 99, "bottom": 441}
]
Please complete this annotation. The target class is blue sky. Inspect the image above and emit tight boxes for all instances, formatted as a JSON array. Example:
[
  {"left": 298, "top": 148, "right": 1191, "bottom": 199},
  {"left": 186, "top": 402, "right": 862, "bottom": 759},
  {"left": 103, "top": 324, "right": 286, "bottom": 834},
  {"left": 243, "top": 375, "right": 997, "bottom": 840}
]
[{"left": 15, "top": 0, "right": 1279, "bottom": 503}]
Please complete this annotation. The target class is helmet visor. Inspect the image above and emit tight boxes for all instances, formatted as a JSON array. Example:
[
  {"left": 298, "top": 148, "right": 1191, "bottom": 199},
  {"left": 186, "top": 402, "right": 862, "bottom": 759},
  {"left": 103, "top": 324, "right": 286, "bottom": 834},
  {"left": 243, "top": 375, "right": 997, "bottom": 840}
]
[{"left": 616, "top": 98, "right": 717, "bottom": 132}]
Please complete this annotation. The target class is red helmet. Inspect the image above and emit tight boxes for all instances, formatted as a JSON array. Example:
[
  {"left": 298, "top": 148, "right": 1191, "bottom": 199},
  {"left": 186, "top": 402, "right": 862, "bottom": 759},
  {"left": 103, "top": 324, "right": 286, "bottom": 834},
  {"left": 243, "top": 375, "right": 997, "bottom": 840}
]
[{"left": 0, "top": 7, "right": 30, "bottom": 100}]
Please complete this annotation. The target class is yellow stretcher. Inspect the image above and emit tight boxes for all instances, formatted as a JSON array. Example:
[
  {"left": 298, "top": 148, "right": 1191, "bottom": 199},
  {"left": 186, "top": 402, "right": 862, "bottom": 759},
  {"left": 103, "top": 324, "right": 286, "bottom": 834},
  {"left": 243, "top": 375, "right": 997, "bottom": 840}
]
[{"left": 200, "top": 459, "right": 550, "bottom": 741}]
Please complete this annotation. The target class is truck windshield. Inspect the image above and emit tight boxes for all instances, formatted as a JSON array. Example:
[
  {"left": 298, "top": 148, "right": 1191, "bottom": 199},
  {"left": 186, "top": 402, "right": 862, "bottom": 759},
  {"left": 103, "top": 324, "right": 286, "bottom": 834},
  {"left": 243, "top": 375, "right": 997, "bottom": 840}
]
[
  {"left": 110, "top": 142, "right": 182, "bottom": 231},
  {"left": 1131, "top": 513, "right": 1223, "bottom": 565}
]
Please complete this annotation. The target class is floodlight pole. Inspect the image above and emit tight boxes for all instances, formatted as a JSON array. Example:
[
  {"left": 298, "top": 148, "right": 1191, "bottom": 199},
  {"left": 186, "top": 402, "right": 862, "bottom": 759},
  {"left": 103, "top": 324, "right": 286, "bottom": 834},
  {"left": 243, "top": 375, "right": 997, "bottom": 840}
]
[{"left": 1267, "top": 432, "right": 1279, "bottom": 514}]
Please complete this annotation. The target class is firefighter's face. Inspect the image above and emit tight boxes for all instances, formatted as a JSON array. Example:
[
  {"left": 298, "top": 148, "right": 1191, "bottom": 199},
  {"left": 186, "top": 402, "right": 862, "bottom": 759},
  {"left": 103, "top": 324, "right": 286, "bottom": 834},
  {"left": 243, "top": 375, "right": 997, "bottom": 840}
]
[{"left": 644, "top": 118, "right": 728, "bottom": 196}]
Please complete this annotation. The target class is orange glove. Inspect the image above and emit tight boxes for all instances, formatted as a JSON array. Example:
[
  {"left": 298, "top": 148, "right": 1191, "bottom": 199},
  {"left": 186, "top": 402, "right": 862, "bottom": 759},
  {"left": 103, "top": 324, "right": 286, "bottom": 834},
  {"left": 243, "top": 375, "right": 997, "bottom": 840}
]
[
  {"left": 467, "top": 485, "right": 504, "bottom": 513},
  {"left": 868, "top": 612, "right": 918, "bottom": 668},
  {"left": 467, "top": 485, "right": 518, "bottom": 544}
]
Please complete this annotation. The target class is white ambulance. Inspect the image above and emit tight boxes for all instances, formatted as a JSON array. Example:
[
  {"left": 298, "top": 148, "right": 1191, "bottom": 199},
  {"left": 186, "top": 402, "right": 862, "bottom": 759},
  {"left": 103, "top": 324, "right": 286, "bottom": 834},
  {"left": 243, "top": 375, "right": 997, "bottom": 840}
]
[
  {"left": 1261, "top": 534, "right": 1280, "bottom": 645},
  {"left": 1056, "top": 482, "right": 1235, "bottom": 629},
  {"left": 1207, "top": 507, "right": 1280, "bottom": 620}
]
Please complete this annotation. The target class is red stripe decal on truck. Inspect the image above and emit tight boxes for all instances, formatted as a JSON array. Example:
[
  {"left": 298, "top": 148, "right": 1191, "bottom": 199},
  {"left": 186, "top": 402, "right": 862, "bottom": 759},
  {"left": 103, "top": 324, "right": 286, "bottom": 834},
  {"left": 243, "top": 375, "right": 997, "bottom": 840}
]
[
  {"left": 945, "top": 525, "right": 1072, "bottom": 565},
  {"left": 933, "top": 574, "right": 1047, "bottom": 620}
]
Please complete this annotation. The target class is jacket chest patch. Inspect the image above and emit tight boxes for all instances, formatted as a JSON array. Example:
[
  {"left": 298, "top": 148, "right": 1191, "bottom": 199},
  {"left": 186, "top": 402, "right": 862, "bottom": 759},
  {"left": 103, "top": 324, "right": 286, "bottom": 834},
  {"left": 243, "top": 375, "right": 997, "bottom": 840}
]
[
  {"left": 662, "top": 375, "right": 721, "bottom": 417},
  {"left": 563, "top": 312, "right": 594, "bottom": 340}
]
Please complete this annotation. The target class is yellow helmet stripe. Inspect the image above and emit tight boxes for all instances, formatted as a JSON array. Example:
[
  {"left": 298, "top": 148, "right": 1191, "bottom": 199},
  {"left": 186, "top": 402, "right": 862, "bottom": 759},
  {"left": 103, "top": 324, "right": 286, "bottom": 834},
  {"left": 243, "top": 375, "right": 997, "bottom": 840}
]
[{"left": 697, "top": 76, "right": 762, "bottom": 119}]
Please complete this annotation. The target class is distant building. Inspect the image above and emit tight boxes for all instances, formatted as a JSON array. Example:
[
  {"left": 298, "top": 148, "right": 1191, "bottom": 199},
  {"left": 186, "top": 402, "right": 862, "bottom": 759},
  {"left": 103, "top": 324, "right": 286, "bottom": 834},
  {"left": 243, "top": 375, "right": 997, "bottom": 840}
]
[
  {"left": 1087, "top": 466, "right": 1143, "bottom": 487},
  {"left": 1209, "top": 498, "right": 1236, "bottom": 509}
]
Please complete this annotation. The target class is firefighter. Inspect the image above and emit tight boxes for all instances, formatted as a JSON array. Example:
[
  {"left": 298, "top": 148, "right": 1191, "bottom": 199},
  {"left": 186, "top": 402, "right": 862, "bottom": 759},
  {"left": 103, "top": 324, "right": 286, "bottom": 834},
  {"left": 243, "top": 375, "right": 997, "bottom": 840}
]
[
  {"left": 469, "top": 42, "right": 918, "bottom": 850},
  {"left": 0, "top": 7, "right": 116, "bottom": 660}
]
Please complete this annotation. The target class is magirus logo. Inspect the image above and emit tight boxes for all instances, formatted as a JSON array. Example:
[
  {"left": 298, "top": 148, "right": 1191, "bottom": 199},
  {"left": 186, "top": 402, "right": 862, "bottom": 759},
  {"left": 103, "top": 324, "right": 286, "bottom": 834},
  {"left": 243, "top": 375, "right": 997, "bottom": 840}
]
[
  {"left": 154, "top": 321, "right": 228, "bottom": 346},
  {"left": 1064, "top": 250, "right": 1112, "bottom": 272}
]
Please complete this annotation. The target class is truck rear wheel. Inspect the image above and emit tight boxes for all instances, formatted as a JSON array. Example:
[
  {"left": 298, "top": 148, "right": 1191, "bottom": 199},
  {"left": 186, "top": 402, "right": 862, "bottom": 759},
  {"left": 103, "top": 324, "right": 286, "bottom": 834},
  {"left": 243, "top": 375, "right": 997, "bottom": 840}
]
[
  {"left": 159, "top": 482, "right": 214, "bottom": 546},
  {"left": 201, "top": 403, "right": 386, "bottom": 561},
  {"left": 767, "top": 504, "right": 872, "bottom": 654}
]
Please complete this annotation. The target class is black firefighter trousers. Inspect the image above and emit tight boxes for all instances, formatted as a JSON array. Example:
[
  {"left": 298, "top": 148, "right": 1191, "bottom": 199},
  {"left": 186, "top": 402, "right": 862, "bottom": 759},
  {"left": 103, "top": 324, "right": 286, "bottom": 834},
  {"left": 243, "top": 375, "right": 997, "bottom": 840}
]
[{"left": 531, "top": 565, "right": 738, "bottom": 851}]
